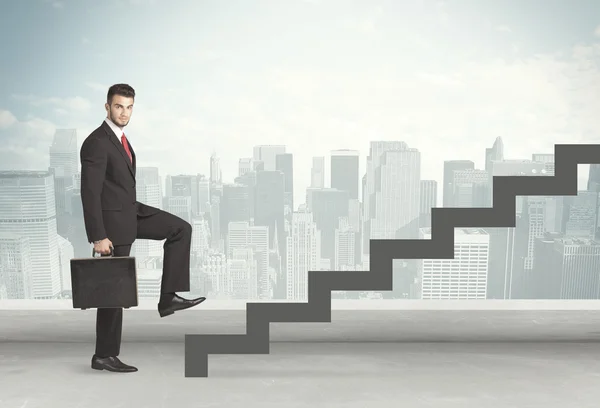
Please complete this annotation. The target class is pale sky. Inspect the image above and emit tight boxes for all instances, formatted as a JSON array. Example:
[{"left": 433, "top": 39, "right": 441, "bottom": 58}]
[{"left": 1, "top": 0, "right": 599, "bottom": 205}]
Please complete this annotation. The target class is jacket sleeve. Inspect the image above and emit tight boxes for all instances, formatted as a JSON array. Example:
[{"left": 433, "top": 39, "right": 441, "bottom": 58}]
[{"left": 80, "top": 137, "right": 107, "bottom": 242}]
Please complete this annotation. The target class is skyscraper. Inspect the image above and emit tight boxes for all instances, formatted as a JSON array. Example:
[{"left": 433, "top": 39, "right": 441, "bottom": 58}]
[
  {"left": 563, "top": 191, "right": 598, "bottom": 239},
  {"left": 419, "top": 180, "right": 437, "bottom": 228},
  {"left": 485, "top": 136, "right": 504, "bottom": 173},
  {"left": 533, "top": 236, "right": 600, "bottom": 299},
  {"left": 167, "top": 196, "right": 192, "bottom": 223},
  {"left": 254, "top": 171, "right": 285, "bottom": 251},
  {"left": 228, "top": 248, "right": 258, "bottom": 299},
  {"left": 275, "top": 153, "right": 294, "bottom": 213},
  {"left": 133, "top": 167, "right": 163, "bottom": 259},
  {"left": 510, "top": 195, "right": 565, "bottom": 298},
  {"left": 442, "top": 160, "right": 474, "bottom": 207},
  {"left": 227, "top": 221, "right": 270, "bottom": 299},
  {"left": 334, "top": 217, "right": 355, "bottom": 270},
  {"left": 286, "top": 208, "right": 320, "bottom": 301},
  {"left": 452, "top": 169, "right": 488, "bottom": 208},
  {"left": 588, "top": 164, "right": 600, "bottom": 193},
  {"left": 418, "top": 228, "right": 489, "bottom": 300},
  {"left": 234, "top": 170, "right": 257, "bottom": 220},
  {"left": 310, "top": 157, "right": 325, "bottom": 188},
  {"left": 136, "top": 167, "right": 162, "bottom": 209},
  {"left": 311, "top": 188, "right": 350, "bottom": 266},
  {"left": 486, "top": 158, "right": 548, "bottom": 299},
  {"left": 488, "top": 160, "right": 548, "bottom": 213},
  {"left": 370, "top": 147, "right": 421, "bottom": 240},
  {"left": 57, "top": 235, "right": 74, "bottom": 293},
  {"left": 220, "top": 183, "right": 251, "bottom": 237},
  {"left": 210, "top": 152, "right": 222, "bottom": 184},
  {"left": 49, "top": 129, "right": 78, "bottom": 234},
  {"left": 49, "top": 129, "right": 78, "bottom": 180},
  {"left": 0, "top": 171, "right": 61, "bottom": 299},
  {"left": 191, "top": 216, "right": 210, "bottom": 256},
  {"left": 198, "top": 176, "right": 211, "bottom": 214},
  {"left": 362, "top": 141, "right": 414, "bottom": 255},
  {"left": 209, "top": 195, "right": 222, "bottom": 250},
  {"left": 200, "top": 252, "right": 227, "bottom": 297},
  {"left": 253, "top": 145, "right": 286, "bottom": 171},
  {"left": 330, "top": 149, "right": 359, "bottom": 199},
  {"left": 238, "top": 158, "right": 253, "bottom": 176},
  {"left": 0, "top": 234, "right": 33, "bottom": 299},
  {"left": 532, "top": 153, "right": 555, "bottom": 176},
  {"left": 165, "top": 174, "right": 207, "bottom": 217}
]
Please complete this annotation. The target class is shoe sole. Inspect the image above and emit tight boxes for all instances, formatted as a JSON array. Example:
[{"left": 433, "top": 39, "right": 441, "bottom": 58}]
[
  {"left": 158, "top": 298, "right": 206, "bottom": 318},
  {"left": 159, "top": 309, "right": 174, "bottom": 318},
  {"left": 91, "top": 361, "right": 137, "bottom": 372}
]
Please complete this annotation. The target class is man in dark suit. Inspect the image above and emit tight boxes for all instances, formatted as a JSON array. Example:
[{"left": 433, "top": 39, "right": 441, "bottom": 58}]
[{"left": 80, "top": 83, "right": 206, "bottom": 373}]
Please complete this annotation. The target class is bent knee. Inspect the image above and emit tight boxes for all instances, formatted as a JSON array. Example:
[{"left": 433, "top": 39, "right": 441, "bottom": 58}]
[{"left": 181, "top": 220, "right": 192, "bottom": 236}]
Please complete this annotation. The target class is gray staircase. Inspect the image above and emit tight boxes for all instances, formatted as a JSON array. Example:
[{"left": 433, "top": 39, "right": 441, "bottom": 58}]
[{"left": 184, "top": 144, "right": 599, "bottom": 377}]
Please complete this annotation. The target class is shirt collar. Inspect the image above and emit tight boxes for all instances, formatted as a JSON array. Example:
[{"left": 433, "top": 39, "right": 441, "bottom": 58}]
[{"left": 104, "top": 117, "right": 127, "bottom": 140}]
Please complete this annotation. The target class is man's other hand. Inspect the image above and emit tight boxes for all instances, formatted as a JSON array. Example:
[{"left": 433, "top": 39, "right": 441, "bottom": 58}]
[{"left": 94, "top": 238, "right": 113, "bottom": 255}]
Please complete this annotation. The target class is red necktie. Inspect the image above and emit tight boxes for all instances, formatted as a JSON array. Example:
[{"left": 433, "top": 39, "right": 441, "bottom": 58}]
[{"left": 121, "top": 134, "right": 132, "bottom": 163}]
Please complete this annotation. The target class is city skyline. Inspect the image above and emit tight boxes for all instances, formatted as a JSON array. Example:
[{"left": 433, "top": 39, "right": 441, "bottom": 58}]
[
  {"left": 1, "top": 0, "right": 600, "bottom": 304},
  {"left": 0, "top": 125, "right": 588, "bottom": 210},
  {"left": 3, "top": 2, "right": 600, "bottom": 403},
  {"left": 3, "top": 128, "right": 600, "bottom": 303},
  {"left": 1, "top": 0, "right": 600, "bottom": 206}
]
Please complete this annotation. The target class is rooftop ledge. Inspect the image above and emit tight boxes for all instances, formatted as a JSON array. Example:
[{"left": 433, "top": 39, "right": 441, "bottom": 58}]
[
  {"left": 3, "top": 298, "right": 600, "bottom": 310},
  {"left": 3, "top": 299, "right": 600, "bottom": 343}
]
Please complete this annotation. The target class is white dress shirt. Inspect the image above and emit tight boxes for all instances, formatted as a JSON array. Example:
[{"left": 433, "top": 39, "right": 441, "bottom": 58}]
[{"left": 104, "top": 117, "right": 129, "bottom": 146}]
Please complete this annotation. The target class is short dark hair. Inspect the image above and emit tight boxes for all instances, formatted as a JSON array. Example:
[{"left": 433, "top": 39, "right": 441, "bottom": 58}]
[{"left": 107, "top": 83, "right": 135, "bottom": 105}]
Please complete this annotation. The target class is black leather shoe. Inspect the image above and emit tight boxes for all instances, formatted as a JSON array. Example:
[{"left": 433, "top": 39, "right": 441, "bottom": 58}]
[
  {"left": 91, "top": 355, "right": 138, "bottom": 373},
  {"left": 158, "top": 293, "right": 206, "bottom": 317}
]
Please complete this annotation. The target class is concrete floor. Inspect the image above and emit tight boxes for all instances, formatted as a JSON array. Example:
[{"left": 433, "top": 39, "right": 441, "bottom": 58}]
[{"left": 2, "top": 304, "right": 600, "bottom": 407}]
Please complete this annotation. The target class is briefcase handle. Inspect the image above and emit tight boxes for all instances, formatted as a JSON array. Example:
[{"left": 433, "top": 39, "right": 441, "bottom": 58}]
[{"left": 92, "top": 246, "right": 114, "bottom": 257}]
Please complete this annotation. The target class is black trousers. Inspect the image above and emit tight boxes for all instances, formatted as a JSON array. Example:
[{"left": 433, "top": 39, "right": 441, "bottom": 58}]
[{"left": 95, "top": 209, "right": 193, "bottom": 358}]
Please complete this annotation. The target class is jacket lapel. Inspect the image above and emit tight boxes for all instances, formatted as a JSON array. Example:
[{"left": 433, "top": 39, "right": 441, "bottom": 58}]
[
  {"left": 129, "top": 142, "right": 136, "bottom": 177},
  {"left": 102, "top": 121, "right": 135, "bottom": 179}
]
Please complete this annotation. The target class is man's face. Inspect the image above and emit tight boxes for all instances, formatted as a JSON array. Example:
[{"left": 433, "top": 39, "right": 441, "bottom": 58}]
[{"left": 105, "top": 95, "right": 134, "bottom": 128}]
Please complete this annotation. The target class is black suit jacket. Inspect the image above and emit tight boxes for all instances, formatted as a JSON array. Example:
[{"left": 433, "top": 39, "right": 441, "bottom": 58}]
[{"left": 80, "top": 120, "right": 159, "bottom": 246}]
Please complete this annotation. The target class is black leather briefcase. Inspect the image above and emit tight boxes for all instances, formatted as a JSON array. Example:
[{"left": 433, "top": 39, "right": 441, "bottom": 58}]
[{"left": 70, "top": 247, "right": 138, "bottom": 310}]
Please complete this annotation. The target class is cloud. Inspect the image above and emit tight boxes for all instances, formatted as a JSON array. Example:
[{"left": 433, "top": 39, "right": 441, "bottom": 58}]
[
  {"left": 595, "top": 25, "right": 600, "bottom": 37},
  {"left": 0, "top": 110, "right": 17, "bottom": 129},
  {"left": 110, "top": 0, "right": 158, "bottom": 5},
  {"left": 11, "top": 94, "right": 92, "bottom": 113},
  {"left": 190, "top": 37, "right": 600, "bottom": 202},
  {"left": 4, "top": 6, "right": 600, "bottom": 206},
  {"left": 269, "top": 67, "right": 322, "bottom": 100},
  {"left": 0, "top": 90, "right": 101, "bottom": 173},
  {"left": 0, "top": 111, "right": 57, "bottom": 171},
  {"left": 416, "top": 72, "right": 464, "bottom": 88},
  {"left": 174, "top": 49, "right": 232, "bottom": 66},
  {"left": 342, "top": 5, "right": 384, "bottom": 36},
  {"left": 105, "top": 33, "right": 599, "bottom": 206},
  {"left": 40, "top": 0, "right": 64, "bottom": 8},
  {"left": 6, "top": 38, "right": 600, "bottom": 206},
  {"left": 495, "top": 25, "right": 512, "bottom": 33},
  {"left": 86, "top": 82, "right": 108, "bottom": 92}
]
